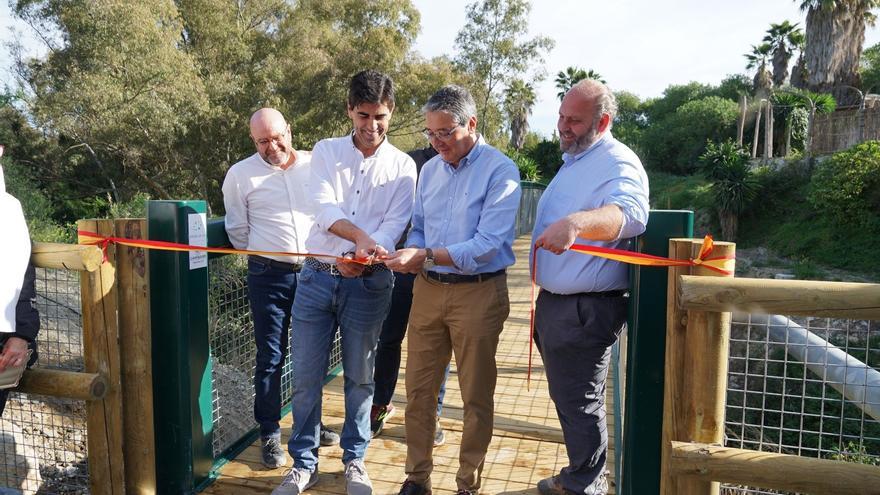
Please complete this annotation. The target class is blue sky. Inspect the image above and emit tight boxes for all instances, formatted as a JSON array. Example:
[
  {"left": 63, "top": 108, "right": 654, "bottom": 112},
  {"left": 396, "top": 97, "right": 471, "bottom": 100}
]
[{"left": 3, "top": 1, "right": 880, "bottom": 137}]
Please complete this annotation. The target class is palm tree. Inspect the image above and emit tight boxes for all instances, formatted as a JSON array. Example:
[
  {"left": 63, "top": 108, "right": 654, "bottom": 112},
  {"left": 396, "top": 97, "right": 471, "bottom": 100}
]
[
  {"left": 789, "top": 29, "right": 808, "bottom": 88},
  {"left": 745, "top": 43, "right": 774, "bottom": 94},
  {"left": 554, "top": 66, "right": 604, "bottom": 100},
  {"left": 764, "top": 21, "right": 803, "bottom": 87},
  {"left": 504, "top": 79, "right": 536, "bottom": 150},
  {"left": 797, "top": 0, "right": 880, "bottom": 104},
  {"left": 699, "top": 140, "right": 760, "bottom": 241}
]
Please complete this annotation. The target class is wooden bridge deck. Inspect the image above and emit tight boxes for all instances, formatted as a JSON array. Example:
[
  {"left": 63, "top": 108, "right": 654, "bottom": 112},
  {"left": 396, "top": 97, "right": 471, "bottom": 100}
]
[{"left": 203, "top": 237, "right": 618, "bottom": 494}]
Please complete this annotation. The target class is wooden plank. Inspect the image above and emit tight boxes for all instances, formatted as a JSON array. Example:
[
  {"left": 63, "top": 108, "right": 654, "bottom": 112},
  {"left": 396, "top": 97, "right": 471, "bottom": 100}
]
[
  {"left": 17, "top": 368, "right": 107, "bottom": 400},
  {"left": 31, "top": 241, "right": 103, "bottom": 272},
  {"left": 77, "top": 219, "right": 126, "bottom": 495},
  {"left": 678, "top": 275, "right": 880, "bottom": 320},
  {"left": 115, "top": 218, "right": 157, "bottom": 494},
  {"left": 660, "top": 239, "right": 695, "bottom": 495},
  {"left": 669, "top": 441, "right": 880, "bottom": 495}
]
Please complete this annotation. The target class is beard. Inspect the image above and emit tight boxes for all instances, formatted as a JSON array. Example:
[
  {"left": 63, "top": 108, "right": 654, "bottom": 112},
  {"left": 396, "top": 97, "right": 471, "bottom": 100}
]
[{"left": 559, "top": 124, "right": 599, "bottom": 155}]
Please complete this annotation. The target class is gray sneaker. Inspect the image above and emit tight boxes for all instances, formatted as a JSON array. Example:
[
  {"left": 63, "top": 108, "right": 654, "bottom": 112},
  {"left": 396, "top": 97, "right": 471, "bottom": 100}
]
[
  {"left": 320, "top": 422, "right": 340, "bottom": 446},
  {"left": 433, "top": 419, "right": 445, "bottom": 447},
  {"left": 344, "top": 458, "right": 373, "bottom": 495},
  {"left": 262, "top": 436, "right": 287, "bottom": 469},
  {"left": 271, "top": 467, "right": 318, "bottom": 495}
]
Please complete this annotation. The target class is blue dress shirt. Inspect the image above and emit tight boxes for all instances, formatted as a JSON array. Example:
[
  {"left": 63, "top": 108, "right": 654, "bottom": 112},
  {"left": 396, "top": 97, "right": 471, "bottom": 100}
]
[
  {"left": 406, "top": 137, "right": 522, "bottom": 275},
  {"left": 530, "top": 132, "right": 650, "bottom": 294}
]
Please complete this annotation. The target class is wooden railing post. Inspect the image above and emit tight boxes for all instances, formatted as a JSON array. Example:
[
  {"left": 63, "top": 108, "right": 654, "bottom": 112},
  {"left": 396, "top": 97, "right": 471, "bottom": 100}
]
[
  {"left": 115, "top": 218, "right": 157, "bottom": 494},
  {"left": 77, "top": 219, "right": 126, "bottom": 495},
  {"left": 661, "top": 239, "right": 736, "bottom": 495}
]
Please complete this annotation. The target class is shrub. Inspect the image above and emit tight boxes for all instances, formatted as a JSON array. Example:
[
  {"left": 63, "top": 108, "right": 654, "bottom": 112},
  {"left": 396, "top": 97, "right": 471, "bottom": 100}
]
[
  {"left": 699, "top": 139, "right": 760, "bottom": 241},
  {"left": 808, "top": 141, "right": 880, "bottom": 227},
  {"left": 522, "top": 139, "right": 562, "bottom": 180}
]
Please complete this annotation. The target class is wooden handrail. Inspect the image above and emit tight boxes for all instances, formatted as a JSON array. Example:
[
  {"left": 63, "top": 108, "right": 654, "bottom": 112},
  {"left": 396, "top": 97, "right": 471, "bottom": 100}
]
[
  {"left": 17, "top": 368, "right": 107, "bottom": 401},
  {"left": 678, "top": 276, "right": 880, "bottom": 320},
  {"left": 669, "top": 441, "right": 880, "bottom": 495},
  {"left": 32, "top": 242, "right": 103, "bottom": 272}
]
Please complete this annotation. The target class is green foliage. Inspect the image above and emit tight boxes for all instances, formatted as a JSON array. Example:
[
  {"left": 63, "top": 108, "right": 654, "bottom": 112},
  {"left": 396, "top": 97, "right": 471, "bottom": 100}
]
[
  {"left": 700, "top": 140, "right": 759, "bottom": 211},
  {"left": 642, "top": 96, "right": 740, "bottom": 174},
  {"left": 643, "top": 82, "right": 714, "bottom": 123},
  {"left": 109, "top": 192, "right": 151, "bottom": 219},
  {"left": 861, "top": 41, "right": 880, "bottom": 92},
  {"left": 506, "top": 150, "right": 541, "bottom": 182},
  {"left": 808, "top": 141, "right": 880, "bottom": 227},
  {"left": 712, "top": 74, "right": 753, "bottom": 101},
  {"left": 2, "top": 159, "right": 74, "bottom": 242},
  {"left": 646, "top": 170, "right": 713, "bottom": 210},
  {"left": 522, "top": 138, "right": 562, "bottom": 180},
  {"left": 503, "top": 79, "right": 536, "bottom": 150},
  {"left": 454, "top": 0, "right": 554, "bottom": 139},
  {"left": 830, "top": 441, "right": 880, "bottom": 465},
  {"left": 612, "top": 91, "right": 647, "bottom": 151}
]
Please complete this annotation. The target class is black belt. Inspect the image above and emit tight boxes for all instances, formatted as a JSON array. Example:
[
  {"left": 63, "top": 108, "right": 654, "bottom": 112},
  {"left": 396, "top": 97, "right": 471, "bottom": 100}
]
[
  {"left": 543, "top": 288, "right": 627, "bottom": 298},
  {"left": 425, "top": 269, "right": 505, "bottom": 284},
  {"left": 304, "top": 257, "right": 388, "bottom": 276},
  {"left": 249, "top": 255, "right": 302, "bottom": 272}
]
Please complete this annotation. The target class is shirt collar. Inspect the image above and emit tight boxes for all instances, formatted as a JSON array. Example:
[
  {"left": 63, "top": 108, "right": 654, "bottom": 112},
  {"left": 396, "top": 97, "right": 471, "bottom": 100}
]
[
  {"left": 349, "top": 132, "right": 389, "bottom": 158},
  {"left": 255, "top": 151, "right": 302, "bottom": 171},
  {"left": 443, "top": 135, "right": 485, "bottom": 170}
]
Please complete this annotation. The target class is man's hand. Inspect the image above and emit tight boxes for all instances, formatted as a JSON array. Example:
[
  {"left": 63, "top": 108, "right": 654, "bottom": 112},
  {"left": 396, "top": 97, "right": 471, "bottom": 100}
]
[
  {"left": 337, "top": 253, "right": 366, "bottom": 278},
  {"left": 353, "top": 234, "right": 388, "bottom": 262},
  {"left": 384, "top": 248, "right": 426, "bottom": 274},
  {"left": 534, "top": 216, "right": 578, "bottom": 255},
  {"left": 0, "top": 337, "right": 29, "bottom": 372}
]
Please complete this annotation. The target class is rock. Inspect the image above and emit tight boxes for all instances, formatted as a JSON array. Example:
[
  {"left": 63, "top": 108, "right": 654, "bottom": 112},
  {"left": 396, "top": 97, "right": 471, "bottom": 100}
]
[{"left": 0, "top": 418, "right": 41, "bottom": 495}]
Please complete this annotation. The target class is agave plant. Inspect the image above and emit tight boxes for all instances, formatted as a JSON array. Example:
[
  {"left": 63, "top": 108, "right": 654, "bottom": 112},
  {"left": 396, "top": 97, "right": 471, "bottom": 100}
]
[{"left": 699, "top": 139, "right": 760, "bottom": 241}]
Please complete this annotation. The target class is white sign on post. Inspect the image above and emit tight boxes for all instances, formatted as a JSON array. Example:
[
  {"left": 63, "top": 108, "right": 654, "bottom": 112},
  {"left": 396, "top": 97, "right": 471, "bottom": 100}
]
[{"left": 188, "top": 212, "right": 208, "bottom": 270}]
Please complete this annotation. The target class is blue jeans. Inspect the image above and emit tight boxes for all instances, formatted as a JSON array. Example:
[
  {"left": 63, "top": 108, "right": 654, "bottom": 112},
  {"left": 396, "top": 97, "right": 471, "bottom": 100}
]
[
  {"left": 247, "top": 258, "right": 298, "bottom": 439},
  {"left": 288, "top": 265, "right": 393, "bottom": 469},
  {"left": 373, "top": 272, "right": 449, "bottom": 416}
]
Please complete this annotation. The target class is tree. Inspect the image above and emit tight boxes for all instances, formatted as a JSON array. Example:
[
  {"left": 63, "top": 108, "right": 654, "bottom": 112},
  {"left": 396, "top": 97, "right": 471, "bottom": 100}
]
[
  {"left": 612, "top": 91, "right": 646, "bottom": 150},
  {"left": 789, "top": 29, "right": 809, "bottom": 88},
  {"left": 503, "top": 79, "right": 536, "bottom": 150},
  {"left": 797, "top": 0, "right": 880, "bottom": 104},
  {"left": 764, "top": 20, "right": 803, "bottom": 87},
  {"left": 699, "top": 139, "right": 760, "bottom": 241},
  {"left": 454, "top": 0, "right": 554, "bottom": 138},
  {"left": 745, "top": 43, "right": 774, "bottom": 94},
  {"left": 554, "top": 66, "right": 604, "bottom": 100},
  {"left": 642, "top": 96, "right": 740, "bottom": 174},
  {"left": 860, "top": 41, "right": 880, "bottom": 92}
]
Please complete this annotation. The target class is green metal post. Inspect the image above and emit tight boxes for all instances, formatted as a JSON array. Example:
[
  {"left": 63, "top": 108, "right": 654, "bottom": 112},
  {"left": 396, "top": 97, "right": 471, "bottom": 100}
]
[
  {"left": 148, "top": 200, "right": 214, "bottom": 493},
  {"left": 619, "top": 210, "right": 693, "bottom": 495}
]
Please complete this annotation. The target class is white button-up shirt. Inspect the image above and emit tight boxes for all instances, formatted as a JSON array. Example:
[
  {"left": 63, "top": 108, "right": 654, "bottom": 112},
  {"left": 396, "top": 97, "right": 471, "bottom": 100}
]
[
  {"left": 222, "top": 151, "right": 316, "bottom": 263},
  {"left": 0, "top": 165, "right": 30, "bottom": 334},
  {"left": 306, "top": 135, "right": 417, "bottom": 261}
]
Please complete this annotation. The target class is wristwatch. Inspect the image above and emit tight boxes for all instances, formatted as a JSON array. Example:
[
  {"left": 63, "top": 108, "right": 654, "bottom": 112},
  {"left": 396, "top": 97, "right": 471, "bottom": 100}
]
[{"left": 423, "top": 247, "right": 436, "bottom": 270}]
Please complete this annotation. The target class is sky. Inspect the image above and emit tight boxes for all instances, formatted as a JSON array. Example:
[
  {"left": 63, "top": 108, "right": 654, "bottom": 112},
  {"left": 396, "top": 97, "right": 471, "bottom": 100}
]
[{"left": 2, "top": 1, "right": 880, "bottom": 137}]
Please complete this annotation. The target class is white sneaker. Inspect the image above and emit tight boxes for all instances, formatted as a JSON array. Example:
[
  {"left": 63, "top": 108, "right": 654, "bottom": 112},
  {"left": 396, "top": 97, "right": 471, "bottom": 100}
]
[
  {"left": 344, "top": 459, "right": 373, "bottom": 495},
  {"left": 271, "top": 467, "right": 318, "bottom": 495}
]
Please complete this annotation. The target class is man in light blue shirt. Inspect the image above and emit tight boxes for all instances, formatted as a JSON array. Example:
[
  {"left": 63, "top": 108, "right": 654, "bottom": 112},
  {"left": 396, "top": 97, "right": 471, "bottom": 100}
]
[
  {"left": 385, "top": 85, "right": 521, "bottom": 495},
  {"left": 530, "top": 79, "right": 649, "bottom": 495}
]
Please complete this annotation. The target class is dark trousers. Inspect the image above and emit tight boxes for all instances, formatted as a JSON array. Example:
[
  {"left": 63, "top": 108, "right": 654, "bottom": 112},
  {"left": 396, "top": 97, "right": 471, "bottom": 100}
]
[
  {"left": 247, "top": 258, "right": 298, "bottom": 439},
  {"left": 534, "top": 290, "right": 627, "bottom": 495},
  {"left": 373, "top": 272, "right": 448, "bottom": 416}
]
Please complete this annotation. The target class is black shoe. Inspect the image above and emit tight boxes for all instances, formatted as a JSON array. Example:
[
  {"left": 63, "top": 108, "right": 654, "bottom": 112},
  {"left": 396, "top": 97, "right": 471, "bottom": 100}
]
[
  {"left": 319, "top": 423, "right": 340, "bottom": 446},
  {"left": 370, "top": 403, "right": 396, "bottom": 438},
  {"left": 398, "top": 479, "right": 431, "bottom": 495}
]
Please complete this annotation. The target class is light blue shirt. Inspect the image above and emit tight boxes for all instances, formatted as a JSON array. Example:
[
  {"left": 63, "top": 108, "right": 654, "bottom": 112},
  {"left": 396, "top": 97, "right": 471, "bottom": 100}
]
[
  {"left": 531, "top": 132, "right": 649, "bottom": 294},
  {"left": 407, "top": 137, "right": 521, "bottom": 275}
]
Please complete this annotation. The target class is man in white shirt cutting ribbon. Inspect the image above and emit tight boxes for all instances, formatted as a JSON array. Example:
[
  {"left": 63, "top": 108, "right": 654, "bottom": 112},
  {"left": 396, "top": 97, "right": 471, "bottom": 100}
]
[{"left": 272, "top": 70, "right": 416, "bottom": 495}]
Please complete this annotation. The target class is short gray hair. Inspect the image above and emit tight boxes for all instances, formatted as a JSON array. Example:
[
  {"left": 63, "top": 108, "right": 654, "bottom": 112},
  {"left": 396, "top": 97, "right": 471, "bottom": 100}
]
[
  {"left": 422, "top": 85, "right": 477, "bottom": 125},
  {"left": 571, "top": 79, "right": 618, "bottom": 128}
]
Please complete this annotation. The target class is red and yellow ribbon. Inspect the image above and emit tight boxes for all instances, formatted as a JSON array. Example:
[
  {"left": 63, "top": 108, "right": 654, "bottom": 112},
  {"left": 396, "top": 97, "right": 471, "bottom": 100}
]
[
  {"left": 77, "top": 230, "right": 377, "bottom": 265},
  {"left": 527, "top": 234, "right": 734, "bottom": 387}
]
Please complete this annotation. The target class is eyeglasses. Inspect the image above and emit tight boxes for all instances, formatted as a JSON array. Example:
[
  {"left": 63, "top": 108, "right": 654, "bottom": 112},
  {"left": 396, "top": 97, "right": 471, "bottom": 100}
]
[{"left": 422, "top": 124, "right": 463, "bottom": 141}]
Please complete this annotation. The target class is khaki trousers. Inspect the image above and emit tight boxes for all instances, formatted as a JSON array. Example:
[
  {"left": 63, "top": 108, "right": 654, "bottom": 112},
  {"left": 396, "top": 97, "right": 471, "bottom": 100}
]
[{"left": 404, "top": 272, "right": 510, "bottom": 491}]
